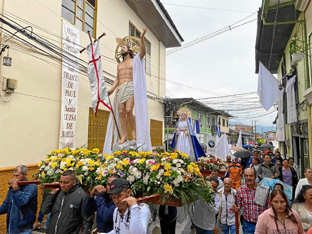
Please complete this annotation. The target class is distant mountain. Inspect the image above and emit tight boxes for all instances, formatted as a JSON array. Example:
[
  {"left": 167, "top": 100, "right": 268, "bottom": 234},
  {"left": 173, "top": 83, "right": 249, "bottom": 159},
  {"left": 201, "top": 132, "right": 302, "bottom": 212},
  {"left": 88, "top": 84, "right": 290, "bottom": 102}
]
[{"left": 229, "top": 121, "right": 276, "bottom": 134}]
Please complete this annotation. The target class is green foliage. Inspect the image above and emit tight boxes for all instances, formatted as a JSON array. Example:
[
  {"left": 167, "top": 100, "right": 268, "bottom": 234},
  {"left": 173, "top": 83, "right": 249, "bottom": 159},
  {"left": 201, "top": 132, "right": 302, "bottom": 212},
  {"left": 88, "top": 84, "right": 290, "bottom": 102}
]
[{"left": 289, "top": 36, "right": 305, "bottom": 54}]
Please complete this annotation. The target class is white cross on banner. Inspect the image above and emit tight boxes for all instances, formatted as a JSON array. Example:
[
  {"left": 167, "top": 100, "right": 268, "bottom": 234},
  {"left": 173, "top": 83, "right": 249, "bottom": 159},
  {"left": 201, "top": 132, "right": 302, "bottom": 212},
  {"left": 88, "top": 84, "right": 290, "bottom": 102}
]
[{"left": 86, "top": 38, "right": 111, "bottom": 115}]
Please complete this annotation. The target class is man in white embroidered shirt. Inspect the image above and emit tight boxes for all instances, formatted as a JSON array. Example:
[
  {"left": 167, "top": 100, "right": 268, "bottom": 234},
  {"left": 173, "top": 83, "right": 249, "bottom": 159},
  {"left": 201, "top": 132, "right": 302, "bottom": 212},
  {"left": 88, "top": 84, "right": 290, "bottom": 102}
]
[{"left": 100, "top": 178, "right": 151, "bottom": 234}]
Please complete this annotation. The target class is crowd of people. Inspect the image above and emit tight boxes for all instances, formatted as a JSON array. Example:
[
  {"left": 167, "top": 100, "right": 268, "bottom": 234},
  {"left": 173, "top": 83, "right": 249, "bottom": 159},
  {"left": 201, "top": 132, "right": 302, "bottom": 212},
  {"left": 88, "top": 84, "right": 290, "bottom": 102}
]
[{"left": 1, "top": 149, "right": 312, "bottom": 234}]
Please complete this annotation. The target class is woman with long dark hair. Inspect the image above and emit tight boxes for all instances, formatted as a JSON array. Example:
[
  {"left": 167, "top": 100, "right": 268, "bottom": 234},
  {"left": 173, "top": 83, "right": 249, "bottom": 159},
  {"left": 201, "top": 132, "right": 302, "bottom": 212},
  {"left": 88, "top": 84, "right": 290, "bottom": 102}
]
[
  {"left": 278, "top": 158, "right": 298, "bottom": 200},
  {"left": 255, "top": 189, "right": 303, "bottom": 233},
  {"left": 292, "top": 185, "right": 312, "bottom": 232}
]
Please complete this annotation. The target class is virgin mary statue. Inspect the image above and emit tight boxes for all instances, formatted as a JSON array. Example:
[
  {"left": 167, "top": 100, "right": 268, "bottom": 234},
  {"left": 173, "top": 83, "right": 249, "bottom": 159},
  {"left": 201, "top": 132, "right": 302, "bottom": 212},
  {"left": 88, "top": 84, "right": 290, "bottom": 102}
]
[{"left": 171, "top": 110, "right": 205, "bottom": 161}]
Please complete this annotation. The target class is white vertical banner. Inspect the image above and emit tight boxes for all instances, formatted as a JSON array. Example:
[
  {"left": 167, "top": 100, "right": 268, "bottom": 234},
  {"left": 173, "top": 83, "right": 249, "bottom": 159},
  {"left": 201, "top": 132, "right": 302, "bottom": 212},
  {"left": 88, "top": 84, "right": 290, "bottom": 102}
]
[
  {"left": 286, "top": 76, "right": 297, "bottom": 124},
  {"left": 276, "top": 88, "right": 285, "bottom": 141},
  {"left": 59, "top": 21, "right": 80, "bottom": 149}
]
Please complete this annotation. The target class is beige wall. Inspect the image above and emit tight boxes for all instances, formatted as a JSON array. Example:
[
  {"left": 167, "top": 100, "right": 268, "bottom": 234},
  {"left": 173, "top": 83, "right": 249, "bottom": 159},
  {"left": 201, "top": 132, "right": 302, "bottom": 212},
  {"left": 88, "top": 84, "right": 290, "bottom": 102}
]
[
  {"left": 218, "top": 115, "right": 230, "bottom": 134},
  {"left": 0, "top": 0, "right": 167, "bottom": 167}
]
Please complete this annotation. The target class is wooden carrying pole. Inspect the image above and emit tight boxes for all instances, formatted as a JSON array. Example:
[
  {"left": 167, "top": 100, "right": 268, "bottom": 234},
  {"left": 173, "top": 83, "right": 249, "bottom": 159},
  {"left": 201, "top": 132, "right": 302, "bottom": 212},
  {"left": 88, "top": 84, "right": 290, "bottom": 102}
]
[
  {"left": 79, "top": 32, "right": 106, "bottom": 53},
  {"left": 234, "top": 195, "right": 239, "bottom": 234},
  {"left": 85, "top": 31, "right": 121, "bottom": 140}
]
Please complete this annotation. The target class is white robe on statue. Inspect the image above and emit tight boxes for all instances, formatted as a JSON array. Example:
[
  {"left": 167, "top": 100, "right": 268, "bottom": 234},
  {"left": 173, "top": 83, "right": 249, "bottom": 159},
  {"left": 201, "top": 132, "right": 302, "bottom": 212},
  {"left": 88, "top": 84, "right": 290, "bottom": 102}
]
[
  {"left": 175, "top": 121, "right": 195, "bottom": 161},
  {"left": 103, "top": 53, "right": 152, "bottom": 155}
]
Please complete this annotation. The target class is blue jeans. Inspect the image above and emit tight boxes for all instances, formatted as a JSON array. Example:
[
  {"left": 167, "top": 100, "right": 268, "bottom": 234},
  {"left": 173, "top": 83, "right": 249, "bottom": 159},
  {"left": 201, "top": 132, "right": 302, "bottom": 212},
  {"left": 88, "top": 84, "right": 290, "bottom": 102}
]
[
  {"left": 195, "top": 226, "right": 213, "bottom": 234},
  {"left": 242, "top": 219, "right": 256, "bottom": 234},
  {"left": 222, "top": 224, "right": 236, "bottom": 234},
  {"left": 20, "top": 229, "right": 32, "bottom": 234},
  {"left": 8, "top": 229, "right": 32, "bottom": 234}
]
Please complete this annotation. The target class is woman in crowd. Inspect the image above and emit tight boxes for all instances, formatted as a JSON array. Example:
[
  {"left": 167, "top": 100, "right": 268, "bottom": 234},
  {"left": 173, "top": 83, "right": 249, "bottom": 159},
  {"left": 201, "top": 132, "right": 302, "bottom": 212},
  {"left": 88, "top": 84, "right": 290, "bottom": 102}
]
[
  {"left": 292, "top": 185, "right": 312, "bottom": 232},
  {"left": 275, "top": 161, "right": 281, "bottom": 170},
  {"left": 255, "top": 189, "right": 303, "bottom": 234},
  {"left": 278, "top": 159, "right": 298, "bottom": 200},
  {"left": 250, "top": 157, "right": 261, "bottom": 183},
  {"left": 295, "top": 168, "right": 312, "bottom": 199},
  {"left": 289, "top": 157, "right": 299, "bottom": 178}
]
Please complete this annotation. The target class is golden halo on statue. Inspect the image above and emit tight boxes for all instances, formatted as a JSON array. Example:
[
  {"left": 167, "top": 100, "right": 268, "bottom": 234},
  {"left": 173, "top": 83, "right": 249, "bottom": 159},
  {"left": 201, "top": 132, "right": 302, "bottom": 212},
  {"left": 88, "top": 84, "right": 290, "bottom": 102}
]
[
  {"left": 176, "top": 106, "right": 192, "bottom": 119},
  {"left": 115, "top": 36, "right": 141, "bottom": 63}
]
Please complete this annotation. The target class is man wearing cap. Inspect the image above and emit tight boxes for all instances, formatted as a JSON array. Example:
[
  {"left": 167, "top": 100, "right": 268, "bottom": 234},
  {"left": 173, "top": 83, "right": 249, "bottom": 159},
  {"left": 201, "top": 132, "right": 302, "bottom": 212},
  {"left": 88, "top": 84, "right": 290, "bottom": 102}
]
[{"left": 100, "top": 178, "right": 151, "bottom": 234}]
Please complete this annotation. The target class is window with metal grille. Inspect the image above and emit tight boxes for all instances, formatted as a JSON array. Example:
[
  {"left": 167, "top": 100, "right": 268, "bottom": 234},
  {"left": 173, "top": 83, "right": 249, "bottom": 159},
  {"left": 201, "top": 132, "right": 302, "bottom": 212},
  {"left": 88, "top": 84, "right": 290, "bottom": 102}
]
[
  {"left": 206, "top": 115, "right": 210, "bottom": 129},
  {"left": 198, "top": 112, "right": 203, "bottom": 128},
  {"left": 129, "top": 22, "right": 151, "bottom": 76},
  {"left": 61, "top": 0, "right": 96, "bottom": 37}
]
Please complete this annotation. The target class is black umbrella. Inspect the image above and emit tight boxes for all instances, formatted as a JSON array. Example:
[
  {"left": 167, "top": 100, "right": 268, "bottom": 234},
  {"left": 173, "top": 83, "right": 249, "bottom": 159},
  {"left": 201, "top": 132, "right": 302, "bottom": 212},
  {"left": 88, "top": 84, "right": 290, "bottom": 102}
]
[
  {"left": 258, "top": 143, "right": 275, "bottom": 149},
  {"left": 234, "top": 149, "right": 253, "bottom": 159}
]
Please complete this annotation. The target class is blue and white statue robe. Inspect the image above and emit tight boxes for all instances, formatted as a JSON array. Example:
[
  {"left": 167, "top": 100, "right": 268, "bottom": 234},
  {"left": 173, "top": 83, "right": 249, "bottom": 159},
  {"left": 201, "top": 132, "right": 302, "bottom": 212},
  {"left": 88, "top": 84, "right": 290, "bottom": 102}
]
[{"left": 171, "top": 117, "right": 205, "bottom": 161}]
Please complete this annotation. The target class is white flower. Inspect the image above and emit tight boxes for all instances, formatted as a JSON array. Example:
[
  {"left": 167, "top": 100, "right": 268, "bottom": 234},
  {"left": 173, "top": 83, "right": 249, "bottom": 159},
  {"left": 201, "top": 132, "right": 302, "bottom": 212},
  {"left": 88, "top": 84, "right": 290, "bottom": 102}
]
[
  {"left": 84, "top": 172, "right": 88, "bottom": 176},
  {"left": 143, "top": 174, "right": 150, "bottom": 185},
  {"left": 176, "top": 163, "right": 181, "bottom": 168},
  {"left": 173, "top": 175, "right": 183, "bottom": 187},
  {"left": 55, "top": 169, "right": 62, "bottom": 174},
  {"left": 47, "top": 170, "right": 54, "bottom": 176},
  {"left": 44, "top": 166, "right": 51, "bottom": 172},
  {"left": 96, "top": 168, "right": 102, "bottom": 175},
  {"left": 127, "top": 175, "right": 135, "bottom": 183},
  {"left": 134, "top": 171, "right": 142, "bottom": 179},
  {"left": 82, "top": 166, "right": 88, "bottom": 172}
]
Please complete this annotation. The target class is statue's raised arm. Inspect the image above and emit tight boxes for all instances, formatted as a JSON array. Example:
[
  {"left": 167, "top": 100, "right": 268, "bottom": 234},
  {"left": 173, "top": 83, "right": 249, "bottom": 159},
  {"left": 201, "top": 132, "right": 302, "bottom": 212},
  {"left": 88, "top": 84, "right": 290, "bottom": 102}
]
[{"left": 140, "top": 28, "right": 147, "bottom": 60}]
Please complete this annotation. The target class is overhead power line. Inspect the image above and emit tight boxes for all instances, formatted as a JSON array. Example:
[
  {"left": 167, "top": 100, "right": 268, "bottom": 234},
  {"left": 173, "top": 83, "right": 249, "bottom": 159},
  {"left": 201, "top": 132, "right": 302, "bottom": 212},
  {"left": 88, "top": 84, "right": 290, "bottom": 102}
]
[
  {"left": 162, "top": 3, "right": 254, "bottom": 13},
  {"left": 167, "top": 12, "right": 257, "bottom": 55}
]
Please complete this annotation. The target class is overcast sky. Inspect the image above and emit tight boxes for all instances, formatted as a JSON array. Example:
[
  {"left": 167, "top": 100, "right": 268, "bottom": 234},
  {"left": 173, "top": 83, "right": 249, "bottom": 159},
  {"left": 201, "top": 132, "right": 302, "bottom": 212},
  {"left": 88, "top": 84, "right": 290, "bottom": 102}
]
[{"left": 163, "top": 0, "right": 278, "bottom": 126}]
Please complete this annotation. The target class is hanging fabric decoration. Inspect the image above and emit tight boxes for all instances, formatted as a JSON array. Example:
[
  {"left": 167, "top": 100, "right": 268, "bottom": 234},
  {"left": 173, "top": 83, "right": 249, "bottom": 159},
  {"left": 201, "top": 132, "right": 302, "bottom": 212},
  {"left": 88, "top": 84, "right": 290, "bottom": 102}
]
[{"left": 86, "top": 38, "right": 111, "bottom": 115}]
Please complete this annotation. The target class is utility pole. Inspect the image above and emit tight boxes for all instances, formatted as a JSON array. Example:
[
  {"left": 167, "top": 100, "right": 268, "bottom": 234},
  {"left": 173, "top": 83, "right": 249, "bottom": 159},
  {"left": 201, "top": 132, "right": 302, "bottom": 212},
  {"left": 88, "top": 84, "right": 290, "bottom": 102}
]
[
  {"left": 254, "top": 120, "right": 258, "bottom": 144},
  {"left": 251, "top": 121, "right": 254, "bottom": 144}
]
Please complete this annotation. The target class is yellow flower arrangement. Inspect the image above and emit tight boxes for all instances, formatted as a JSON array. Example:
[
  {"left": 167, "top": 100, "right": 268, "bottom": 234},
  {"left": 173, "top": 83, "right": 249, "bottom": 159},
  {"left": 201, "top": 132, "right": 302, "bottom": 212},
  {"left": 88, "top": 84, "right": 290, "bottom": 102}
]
[
  {"left": 164, "top": 184, "right": 173, "bottom": 194},
  {"left": 92, "top": 148, "right": 100, "bottom": 154},
  {"left": 164, "top": 170, "right": 171, "bottom": 177},
  {"left": 138, "top": 158, "right": 146, "bottom": 164},
  {"left": 122, "top": 159, "right": 130, "bottom": 166},
  {"left": 151, "top": 164, "right": 160, "bottom": 171},
  {"left": 76, "top": 161, "right": 84, "bottom": 168},
  {"left": 164, "top": 163, "right": 171, "bottom": 170},
  {"left": 187, "top": 165, "right": 194, "bottom": 173}
]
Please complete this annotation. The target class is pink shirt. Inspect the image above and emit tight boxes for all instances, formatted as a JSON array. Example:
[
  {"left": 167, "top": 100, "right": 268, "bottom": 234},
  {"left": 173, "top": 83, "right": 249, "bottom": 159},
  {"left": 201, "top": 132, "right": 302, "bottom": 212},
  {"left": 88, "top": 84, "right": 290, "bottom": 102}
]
[{"left": 255, "top": 208, "right": 304, "bottom": 234}]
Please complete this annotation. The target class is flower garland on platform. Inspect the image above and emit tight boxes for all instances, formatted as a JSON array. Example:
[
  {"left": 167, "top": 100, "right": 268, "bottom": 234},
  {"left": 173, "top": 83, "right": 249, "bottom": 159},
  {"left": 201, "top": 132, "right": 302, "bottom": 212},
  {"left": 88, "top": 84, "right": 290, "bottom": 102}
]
[
  {"left": 35, "top": 148, "right": 214, "bottom": 206},
  {"left": 34, "top": 148, "right": 102, "bottom": 187},
  {"left": 197, "top": 157, "right": 228, "bottom": 171}
]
